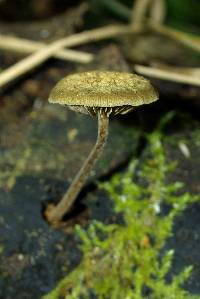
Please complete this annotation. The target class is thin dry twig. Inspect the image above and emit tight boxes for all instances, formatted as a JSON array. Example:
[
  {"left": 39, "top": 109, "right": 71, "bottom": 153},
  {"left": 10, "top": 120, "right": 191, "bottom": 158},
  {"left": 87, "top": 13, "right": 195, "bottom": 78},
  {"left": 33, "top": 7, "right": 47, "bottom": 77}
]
[
  {"left": 0, "top": 35, "right": 94, "bottom": 63},
  {"left": 150, "top": 0, "right": 166, "bottom": 24},
  {"left": 150, "top": 22, "right": 200, "bottom": 53},
  {"left": 131, "top": 0, "right": 166, "bottom": 28},
  {"left": 0, "top": 24, "right": 134, "bottom": 89},
  {"left": 135, "top": 64, "right": 200, "bottom": 87},
  {"left": 131, "top": 0, "right": 151, "bottom": 28}
]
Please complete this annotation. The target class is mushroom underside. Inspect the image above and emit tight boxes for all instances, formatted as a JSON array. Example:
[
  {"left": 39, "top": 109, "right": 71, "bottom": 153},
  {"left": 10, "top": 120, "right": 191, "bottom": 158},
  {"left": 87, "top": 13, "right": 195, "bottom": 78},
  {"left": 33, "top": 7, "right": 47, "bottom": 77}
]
[{"left": 68, "top": 105, "right": 135, "bottom": 117}]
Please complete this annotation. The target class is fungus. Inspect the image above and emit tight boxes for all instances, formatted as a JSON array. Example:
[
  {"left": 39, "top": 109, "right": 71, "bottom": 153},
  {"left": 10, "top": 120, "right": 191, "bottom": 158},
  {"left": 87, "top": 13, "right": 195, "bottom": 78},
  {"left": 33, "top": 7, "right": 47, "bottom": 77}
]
[{"left": 46, "top": 71, "right": 158, "bottom": 224}]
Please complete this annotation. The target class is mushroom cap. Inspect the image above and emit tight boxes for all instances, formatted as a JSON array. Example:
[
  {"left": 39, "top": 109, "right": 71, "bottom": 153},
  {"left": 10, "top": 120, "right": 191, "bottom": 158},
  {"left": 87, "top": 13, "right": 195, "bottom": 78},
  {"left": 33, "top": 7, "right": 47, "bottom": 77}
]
[{"left": 49, "top": 71, "right": 158, "bottom": 107}]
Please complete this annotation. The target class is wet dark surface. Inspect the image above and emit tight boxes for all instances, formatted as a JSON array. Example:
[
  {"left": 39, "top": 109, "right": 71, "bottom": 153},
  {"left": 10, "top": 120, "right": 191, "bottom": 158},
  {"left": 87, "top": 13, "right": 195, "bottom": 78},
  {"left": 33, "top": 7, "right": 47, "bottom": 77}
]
[
  {"left": 0, "top": 177, "right": 81, "bottom": 298},
  {"left": 164, "top": 120, "right": 200, "bottom": 294},
  {"left": 170, "top": 201, "right": 200, "bottom": 294}
]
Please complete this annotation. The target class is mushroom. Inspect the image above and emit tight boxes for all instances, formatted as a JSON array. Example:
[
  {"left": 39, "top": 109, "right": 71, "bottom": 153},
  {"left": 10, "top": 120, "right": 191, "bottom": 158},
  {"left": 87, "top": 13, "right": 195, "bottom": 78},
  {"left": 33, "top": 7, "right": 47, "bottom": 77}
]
[{"left": 46, "top": 71, "right": 158, "bottom": 224}]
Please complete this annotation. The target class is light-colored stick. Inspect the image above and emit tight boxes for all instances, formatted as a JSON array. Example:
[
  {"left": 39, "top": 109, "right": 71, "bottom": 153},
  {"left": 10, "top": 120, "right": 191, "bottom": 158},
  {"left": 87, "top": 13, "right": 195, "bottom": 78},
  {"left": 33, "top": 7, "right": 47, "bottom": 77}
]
[
  {"left": 0, "top": 24, "right": 133, "bottom": 89},
  {"left": 150, "top": 22, "right": 200, "bottom": 53},
  {"left": 150, "top": 0, "right": 166, "bottom": 24},
  {"left": 131, "top": 0, "right": 151, "bottom": 28},
  {"left": 135, "top": 64, "right": 200, "bottom": 87},
  {"left": 131, "top": 0, "right": 166, "bottom": 28},
  {"left": 0, "top": 35, "right": 94, "bottom": 63}
]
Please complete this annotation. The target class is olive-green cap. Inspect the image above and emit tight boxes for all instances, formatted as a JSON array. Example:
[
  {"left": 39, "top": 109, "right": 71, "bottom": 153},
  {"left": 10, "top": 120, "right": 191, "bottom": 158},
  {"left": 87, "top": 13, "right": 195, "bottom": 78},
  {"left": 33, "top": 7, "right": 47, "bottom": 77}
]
[{"left": 49, "top": 71, "right": 158, "bottom": 108}]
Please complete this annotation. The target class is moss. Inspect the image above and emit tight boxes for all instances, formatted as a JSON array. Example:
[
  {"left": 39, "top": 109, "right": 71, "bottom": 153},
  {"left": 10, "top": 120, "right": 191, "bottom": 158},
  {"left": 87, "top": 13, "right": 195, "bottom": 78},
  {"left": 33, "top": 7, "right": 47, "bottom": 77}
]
[{"left": 43, "top": 118, "right": 200, "bottom": 299}]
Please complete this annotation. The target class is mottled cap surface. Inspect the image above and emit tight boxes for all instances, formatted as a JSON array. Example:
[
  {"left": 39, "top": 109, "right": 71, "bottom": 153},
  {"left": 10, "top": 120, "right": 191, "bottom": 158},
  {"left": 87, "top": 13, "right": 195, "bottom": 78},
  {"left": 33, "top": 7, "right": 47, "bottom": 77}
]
[{"left": 49, "top": 71, "right": 158, "bottom": 107}]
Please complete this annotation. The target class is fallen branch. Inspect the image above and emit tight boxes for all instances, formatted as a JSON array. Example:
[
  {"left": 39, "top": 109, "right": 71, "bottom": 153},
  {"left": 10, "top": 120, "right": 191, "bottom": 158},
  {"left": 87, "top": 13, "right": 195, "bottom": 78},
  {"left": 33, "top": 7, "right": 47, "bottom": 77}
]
[
  {"left": 150, "top": 0, "right": 166, "bottom": 24},
  {"left": 0, "top": 35, "right": 94, "bottom": 63},
  {"left": 131, "top": 0, "right": 151, "bottom": 28},
  {"left": 0, "top": 24, "right": 134, "bottom": 89},
  {"left": 131, "top": 0, "right": 166, "bottom": 28},
  {"left": 150, "top": 22, "right": 200, "bottom": 53},
  {"left": 135, "top": 64, "right": 200, "bottom": 87}
]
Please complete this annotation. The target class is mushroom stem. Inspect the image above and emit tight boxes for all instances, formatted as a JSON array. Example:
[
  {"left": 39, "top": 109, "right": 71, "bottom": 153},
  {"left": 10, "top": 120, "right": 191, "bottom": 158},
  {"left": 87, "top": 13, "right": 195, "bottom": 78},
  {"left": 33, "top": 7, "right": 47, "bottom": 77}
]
[{"left": 46, "top": 111, "right": 109, "bottom": 224}]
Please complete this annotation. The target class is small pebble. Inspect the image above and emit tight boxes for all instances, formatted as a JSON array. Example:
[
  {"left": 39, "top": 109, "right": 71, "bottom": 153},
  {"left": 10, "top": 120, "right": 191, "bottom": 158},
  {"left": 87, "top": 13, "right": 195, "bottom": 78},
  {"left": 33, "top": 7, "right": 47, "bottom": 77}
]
[{"left": 178, "top": 142, "right": 191, "bottom": 158}]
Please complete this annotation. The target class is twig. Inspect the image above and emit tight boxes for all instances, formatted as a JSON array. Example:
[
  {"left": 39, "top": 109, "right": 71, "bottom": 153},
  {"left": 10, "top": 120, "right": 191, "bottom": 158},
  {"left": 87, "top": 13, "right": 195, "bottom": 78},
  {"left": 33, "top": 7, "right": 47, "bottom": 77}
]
[
  {"left": 131, "top": 0, "right": 166, "bottom": 28},
  {"left": 150, "top": 0, "right": 166, "bottom": 24},
  {"left": 131, "top": 0, "right": 151, "bottom": 28},
  {"left": 150, "top": 22, "right": 200, "bottom": 53},
  {"left": 0, "top": 24, "right": 134, "bottom": 89},
  {"left": 0, "top": 35, "right": 94, "bottom": 63},
  {"left": 118, "top": 0, "right": 198, "bottom": 53},
  {"left": 135, "top": 64, "right": 200, "bottom": 87}
]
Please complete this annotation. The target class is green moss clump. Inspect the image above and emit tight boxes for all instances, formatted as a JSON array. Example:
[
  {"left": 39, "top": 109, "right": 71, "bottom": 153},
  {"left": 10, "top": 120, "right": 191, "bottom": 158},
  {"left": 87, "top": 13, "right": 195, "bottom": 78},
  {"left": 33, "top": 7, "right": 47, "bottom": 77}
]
[{"left": 44, "top": 124, "right": 200, "bottom": 299}]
